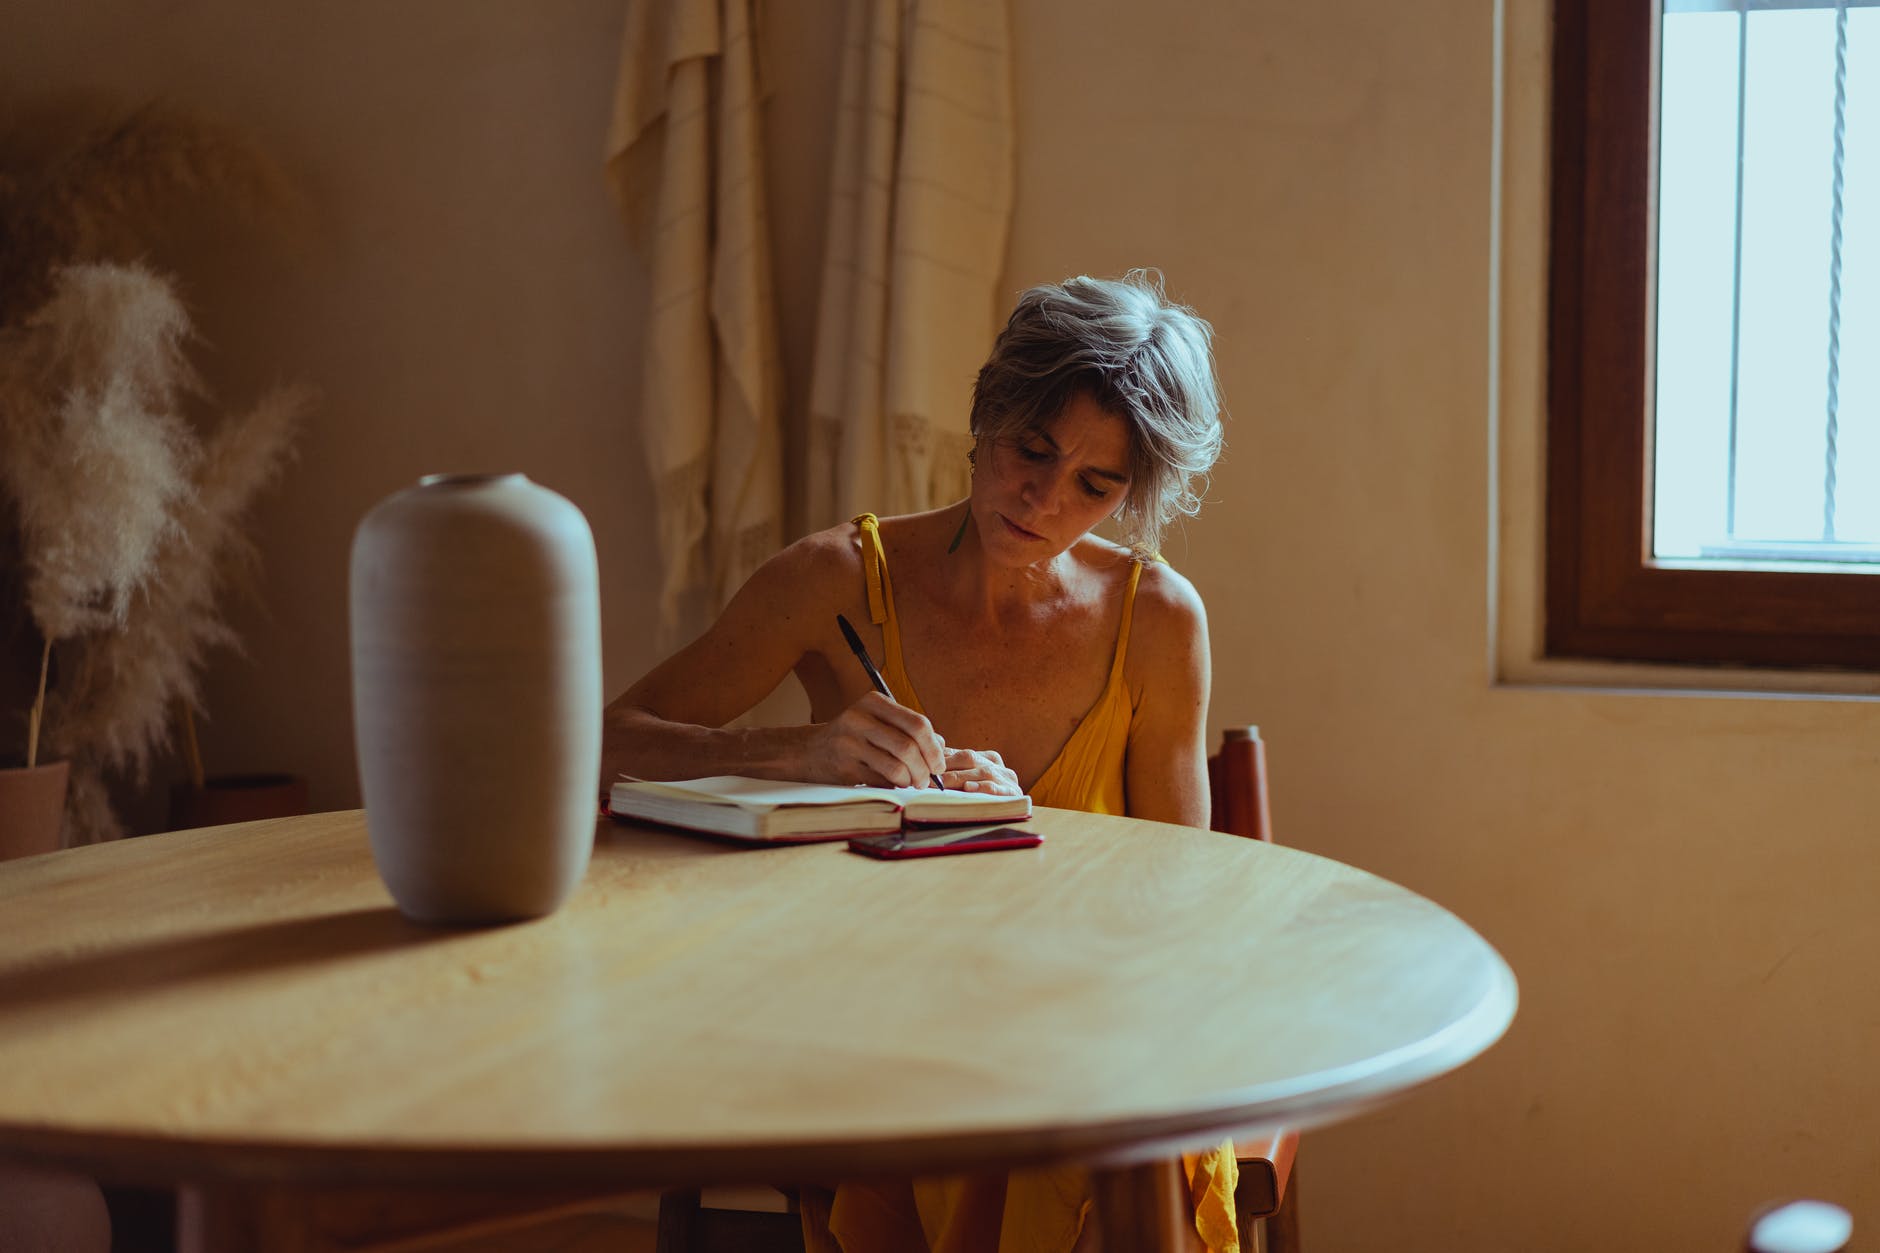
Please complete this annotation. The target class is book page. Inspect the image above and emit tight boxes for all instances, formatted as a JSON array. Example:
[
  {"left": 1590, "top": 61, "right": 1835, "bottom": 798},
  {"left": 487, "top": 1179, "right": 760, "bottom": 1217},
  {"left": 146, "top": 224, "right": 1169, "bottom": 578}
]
[
  {"left": 898, "top": 788, "right": 1032, "bottom": 823},
  {"left": 616, "top": 775, "right": 1029, "bottom": 821},
  {"left": 618, "top": 776, "right": 898, "bottom": 810}
]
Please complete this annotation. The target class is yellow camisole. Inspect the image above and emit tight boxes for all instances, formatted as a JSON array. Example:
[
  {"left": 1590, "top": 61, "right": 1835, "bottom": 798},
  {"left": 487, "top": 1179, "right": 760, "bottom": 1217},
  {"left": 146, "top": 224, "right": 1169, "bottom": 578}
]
[
  {"left": 853, "top": 513, "right": 1135, "bottom": 813},
  {"left": 802, "top": 515, "right": 1241, "bottom": 1253}
]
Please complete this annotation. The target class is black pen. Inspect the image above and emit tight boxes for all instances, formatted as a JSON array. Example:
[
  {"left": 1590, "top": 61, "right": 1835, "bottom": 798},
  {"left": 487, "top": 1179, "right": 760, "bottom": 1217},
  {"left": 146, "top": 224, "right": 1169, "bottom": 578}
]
[{"left": 835, "top": 613, "right": 946, "bottom": 791}]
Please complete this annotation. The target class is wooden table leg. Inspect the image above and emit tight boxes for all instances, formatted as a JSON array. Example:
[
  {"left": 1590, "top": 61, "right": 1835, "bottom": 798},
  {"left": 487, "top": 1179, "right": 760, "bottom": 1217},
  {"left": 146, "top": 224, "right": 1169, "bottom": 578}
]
[
  {"left": 176, "top": 1185, "right": 254, "bottom": 1253},
  {"left": 1092, "top": 1159, "right": 1195, "bottom": 1253}
]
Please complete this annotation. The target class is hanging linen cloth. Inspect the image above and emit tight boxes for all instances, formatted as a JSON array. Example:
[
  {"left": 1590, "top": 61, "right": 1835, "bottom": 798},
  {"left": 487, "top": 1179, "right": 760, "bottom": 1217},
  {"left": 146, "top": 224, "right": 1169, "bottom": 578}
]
[
  {"left": 805, "top": 0, "right": 1014, "bottom": 529},
  {"left": 607, "top": 0, "right": 784, "bottom": 638}
]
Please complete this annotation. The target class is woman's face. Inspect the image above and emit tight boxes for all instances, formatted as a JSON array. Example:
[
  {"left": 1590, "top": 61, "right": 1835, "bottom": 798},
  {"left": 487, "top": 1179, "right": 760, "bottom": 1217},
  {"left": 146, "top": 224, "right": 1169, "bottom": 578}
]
[{"left": 972, "top": 391, "right": 1133, "bottom": 564}]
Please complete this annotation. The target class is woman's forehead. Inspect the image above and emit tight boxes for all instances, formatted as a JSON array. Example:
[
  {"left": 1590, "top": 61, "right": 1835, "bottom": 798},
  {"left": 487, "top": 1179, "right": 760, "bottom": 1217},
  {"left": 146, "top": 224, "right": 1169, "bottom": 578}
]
[{"left": 1032, "top": 392, "right": 1134, "bottom": 467}]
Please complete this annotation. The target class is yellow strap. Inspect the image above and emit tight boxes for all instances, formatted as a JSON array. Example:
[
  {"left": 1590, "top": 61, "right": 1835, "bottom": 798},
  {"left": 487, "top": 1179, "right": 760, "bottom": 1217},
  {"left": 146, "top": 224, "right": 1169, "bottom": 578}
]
[
  {"left": 1108, "top": 560, "right": 1145, "bottom": 685},
  {"left": 853, "top": 513, "right": 888, "bottom": 626},
  {"left": 849, "top": 513, "right": 924, "bottom": 712}
]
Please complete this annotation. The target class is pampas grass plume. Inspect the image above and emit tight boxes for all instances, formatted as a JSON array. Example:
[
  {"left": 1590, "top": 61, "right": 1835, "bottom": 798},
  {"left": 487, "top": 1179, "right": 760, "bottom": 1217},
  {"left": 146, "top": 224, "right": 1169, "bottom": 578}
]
[
  {"left": 0, "top": 264, "right": 196, "bottom": 642},
  {"left": 43, "top": 381, "right": 313, "bottom": 816},
  {"left": 0, "top": 264, "right": 312, "bottom": 844},
  {"left": 0, "top": 93, "right": 312, "bottom": 845}
]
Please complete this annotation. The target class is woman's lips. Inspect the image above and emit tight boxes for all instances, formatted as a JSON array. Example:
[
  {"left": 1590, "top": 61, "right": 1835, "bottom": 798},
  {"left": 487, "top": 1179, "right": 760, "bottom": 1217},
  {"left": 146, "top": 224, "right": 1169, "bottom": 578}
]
[{"left": 999, "top": 513, "right": 1043, "bottom": 541}]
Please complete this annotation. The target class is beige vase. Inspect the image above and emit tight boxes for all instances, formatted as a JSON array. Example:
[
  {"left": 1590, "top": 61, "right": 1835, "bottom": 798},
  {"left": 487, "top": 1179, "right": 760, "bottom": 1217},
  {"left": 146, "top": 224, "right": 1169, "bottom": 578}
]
[
  {"left": 0, "top": 759, "right": 69, "bottom": 861},
  {"left": 349, "top": 474, "right": 600, "bottom": 924}
]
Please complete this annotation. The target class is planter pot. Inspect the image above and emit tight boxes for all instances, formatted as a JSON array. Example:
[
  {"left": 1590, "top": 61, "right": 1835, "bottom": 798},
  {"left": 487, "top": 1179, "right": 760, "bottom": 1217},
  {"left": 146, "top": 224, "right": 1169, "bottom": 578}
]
[
  {"left": 350, "top": 473, "right": 600, "bottom": 925},
  {"left": 168, "top": 773, "right": 309, "bottom": 831},
  {"left": 0, "top": 759, "right": 69, "bottom": 861}
]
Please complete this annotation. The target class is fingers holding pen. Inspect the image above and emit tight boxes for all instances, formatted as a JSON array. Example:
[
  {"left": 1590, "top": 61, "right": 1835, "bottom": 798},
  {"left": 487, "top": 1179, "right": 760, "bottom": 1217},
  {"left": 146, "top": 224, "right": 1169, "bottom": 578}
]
[
  {"left": 858, "top": 691, "right": 946, "bottom": 778},
  {"left": 854, "top": 693, "right": 947, "bottom": 786},
  {"left": 809, "top": 692, "right": 946, "bottom": 787},
  {"left": 832, "top": 614, "right": 946, "bottom": 788}
]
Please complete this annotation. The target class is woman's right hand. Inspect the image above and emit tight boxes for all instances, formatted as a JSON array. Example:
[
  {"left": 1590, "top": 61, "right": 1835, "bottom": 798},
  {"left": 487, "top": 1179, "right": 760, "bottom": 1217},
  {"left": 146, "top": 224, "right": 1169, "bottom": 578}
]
[{"left": 802, "top": 691, "right": 948, "bottom": 788}]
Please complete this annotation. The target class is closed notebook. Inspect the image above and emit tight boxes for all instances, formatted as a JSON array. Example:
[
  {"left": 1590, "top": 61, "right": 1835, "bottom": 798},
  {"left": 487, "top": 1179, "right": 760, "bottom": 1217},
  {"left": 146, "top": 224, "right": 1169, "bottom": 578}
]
[{"left": 608, "top": 775, "right": 1031, "bottom": 842}]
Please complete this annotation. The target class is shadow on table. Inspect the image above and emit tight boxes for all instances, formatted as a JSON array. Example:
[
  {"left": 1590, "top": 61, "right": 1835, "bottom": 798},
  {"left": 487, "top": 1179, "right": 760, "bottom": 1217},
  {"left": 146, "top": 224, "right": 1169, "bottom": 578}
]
[{"left": 0, "top": 907, "right": 463, "bottom": 1013}]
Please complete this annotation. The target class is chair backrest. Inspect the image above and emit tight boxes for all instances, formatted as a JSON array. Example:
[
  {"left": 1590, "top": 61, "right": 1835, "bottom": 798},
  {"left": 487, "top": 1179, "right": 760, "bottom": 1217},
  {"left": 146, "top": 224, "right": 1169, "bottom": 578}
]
[{"left": 1208, "top": 725, "right": 1272, "bottom": 843}]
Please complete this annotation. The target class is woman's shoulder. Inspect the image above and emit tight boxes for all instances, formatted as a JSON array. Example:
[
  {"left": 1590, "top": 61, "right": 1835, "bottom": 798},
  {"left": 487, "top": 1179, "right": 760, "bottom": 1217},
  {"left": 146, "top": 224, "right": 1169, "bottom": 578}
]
[
  {"left": 1066, "top": 536, "right": 1202, "bottom": 613},
  {"left": 1133, "top": 554, "right": 1203, "bottom": 611},
  {"left": 1118, "top": 555, "right": 1207, "bottom": 697},
  {"left": 1108, "top": 546, "right": 1205, "bottom": 645},
  {"left": 868, "top": 506, "right": 959, "bottom": 549},
  {"left": 729, "top": 521, "right": 867, "bottom": 612},
  {"left": 782, "top": 519, "right": 872, "bottom": 574},
  {"left": 739, "top": 510, "right": 956, "bottom": 600}
]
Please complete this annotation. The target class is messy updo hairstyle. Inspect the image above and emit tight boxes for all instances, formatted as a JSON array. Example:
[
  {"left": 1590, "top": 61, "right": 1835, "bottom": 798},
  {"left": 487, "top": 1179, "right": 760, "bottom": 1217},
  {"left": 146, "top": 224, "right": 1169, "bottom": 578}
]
[{"left": 969, "top": 269, "right": 1224, "bottom": 554}]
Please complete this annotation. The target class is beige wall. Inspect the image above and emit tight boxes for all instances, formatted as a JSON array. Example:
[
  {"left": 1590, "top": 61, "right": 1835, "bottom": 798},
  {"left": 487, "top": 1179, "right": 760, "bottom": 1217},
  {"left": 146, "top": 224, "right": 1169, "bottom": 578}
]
[
  {"left": 6, "top": 1, "right": 667, "bottom": 832},
  {"left": 7, "top": 2, "right": 1876, "bottom": 1250}
]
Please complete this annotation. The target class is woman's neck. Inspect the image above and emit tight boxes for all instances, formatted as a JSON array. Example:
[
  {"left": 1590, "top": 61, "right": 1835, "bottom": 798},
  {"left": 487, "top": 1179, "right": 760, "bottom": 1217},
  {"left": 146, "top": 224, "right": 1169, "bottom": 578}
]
[{"left": 937, "top": 501, "right": 1075, "bottom": 625}]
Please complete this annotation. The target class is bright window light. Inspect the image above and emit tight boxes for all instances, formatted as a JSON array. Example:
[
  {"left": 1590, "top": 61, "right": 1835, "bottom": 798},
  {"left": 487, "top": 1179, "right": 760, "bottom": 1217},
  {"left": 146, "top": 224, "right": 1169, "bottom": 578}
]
[{"left": 1653, "top": 2, "right": 1877, "bottom": 567}]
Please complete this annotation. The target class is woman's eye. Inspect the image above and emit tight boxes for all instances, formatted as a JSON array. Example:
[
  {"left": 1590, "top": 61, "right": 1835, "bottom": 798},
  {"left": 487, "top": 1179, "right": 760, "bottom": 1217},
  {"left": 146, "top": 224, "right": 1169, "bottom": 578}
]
[
  {"left": 1016, "top": 445, "right": 1051, "bottom": 463},
  {"left": 1079, "top": 478, "right": 1110, "bottom": 500}
]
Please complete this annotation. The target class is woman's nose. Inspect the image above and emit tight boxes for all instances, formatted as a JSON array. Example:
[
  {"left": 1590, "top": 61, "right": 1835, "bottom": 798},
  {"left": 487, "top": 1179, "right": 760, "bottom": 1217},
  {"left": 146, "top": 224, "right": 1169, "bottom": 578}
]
[{"left": 1022, "top": 471, "right": 1067, "bottom": 515}]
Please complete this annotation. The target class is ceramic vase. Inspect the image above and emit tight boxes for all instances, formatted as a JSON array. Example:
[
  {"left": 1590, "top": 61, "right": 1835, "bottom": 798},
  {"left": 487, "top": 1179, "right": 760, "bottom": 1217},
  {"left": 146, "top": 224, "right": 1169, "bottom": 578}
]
[{"left": 350, "top": 474, "right": 600, "bottom": 924}]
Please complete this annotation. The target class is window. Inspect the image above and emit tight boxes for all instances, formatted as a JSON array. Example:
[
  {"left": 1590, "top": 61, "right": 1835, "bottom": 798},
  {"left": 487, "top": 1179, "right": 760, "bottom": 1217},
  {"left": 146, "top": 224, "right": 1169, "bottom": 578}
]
[{"left": 1548, "top": 0, "right": 1880, "bottom": 668}]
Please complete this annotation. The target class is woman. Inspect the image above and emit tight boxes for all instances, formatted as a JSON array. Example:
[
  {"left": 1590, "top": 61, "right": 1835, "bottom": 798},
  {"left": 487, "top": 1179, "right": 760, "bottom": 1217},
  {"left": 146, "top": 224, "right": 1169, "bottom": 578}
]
[{"left": 602, "top": 270, "right": 1233, "bottom": 1252}]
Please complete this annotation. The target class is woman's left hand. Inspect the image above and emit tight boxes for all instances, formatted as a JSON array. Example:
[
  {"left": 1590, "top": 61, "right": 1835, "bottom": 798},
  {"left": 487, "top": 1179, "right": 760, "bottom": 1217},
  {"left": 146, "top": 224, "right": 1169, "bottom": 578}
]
[{"left": 938, "top": 748, "right": 1023, "bottom": 795}]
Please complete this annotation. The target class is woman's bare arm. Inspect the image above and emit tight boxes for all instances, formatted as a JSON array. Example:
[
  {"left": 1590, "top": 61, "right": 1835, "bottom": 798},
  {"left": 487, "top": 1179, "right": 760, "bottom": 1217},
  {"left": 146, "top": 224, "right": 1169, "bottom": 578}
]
[
  {"left": 602, "top": 539, "right": 825, "bottom": 783},
  {"left": 601, "top": 532, "right": 946, "bottom": 788},
  {"left": 1122, "top": 564, "right": 1212, "bottom": 828}
]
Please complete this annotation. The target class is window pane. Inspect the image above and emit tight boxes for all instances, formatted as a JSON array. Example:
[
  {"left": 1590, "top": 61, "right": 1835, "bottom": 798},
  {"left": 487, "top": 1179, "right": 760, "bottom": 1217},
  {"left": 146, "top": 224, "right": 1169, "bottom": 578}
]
[
  {"left": 1653, "top": 6, "right": 1875, "bottom": 560},
  {"left": 1654, "top": 12, "right": 1741, "bottom": 559},
  {"left": 1833, "top": 10, "right": 1879, "bottom": 540},
  {"left": 1550, "top": 1, "right": 1880, "bottom": 670},
  {"left": 1734, "top": 9, "right": 1838, "bottom": 543}
]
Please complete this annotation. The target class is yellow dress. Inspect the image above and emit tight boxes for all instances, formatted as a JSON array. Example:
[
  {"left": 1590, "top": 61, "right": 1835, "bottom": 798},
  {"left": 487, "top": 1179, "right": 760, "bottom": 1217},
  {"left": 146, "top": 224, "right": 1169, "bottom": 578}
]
[{"left": 800, "top": 516, "right": 1239, "bottom": 1253}]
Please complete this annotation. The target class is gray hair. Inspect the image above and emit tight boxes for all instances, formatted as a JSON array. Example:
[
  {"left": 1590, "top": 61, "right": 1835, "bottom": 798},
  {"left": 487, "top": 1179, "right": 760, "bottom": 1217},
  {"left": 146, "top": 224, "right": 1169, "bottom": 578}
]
[{"left": 970, "top": 269, "right": 1224, "bottom": 553}]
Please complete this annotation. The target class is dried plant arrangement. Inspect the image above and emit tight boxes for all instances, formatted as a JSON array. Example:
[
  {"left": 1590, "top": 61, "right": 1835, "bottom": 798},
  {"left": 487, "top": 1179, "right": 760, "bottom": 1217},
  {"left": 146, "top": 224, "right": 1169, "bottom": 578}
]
[
  {"left": 0, "top": 94, "right": 313, "bottom": 845},
  {"left": 0, "top": 93, "right": 304, "bottom": 326}
]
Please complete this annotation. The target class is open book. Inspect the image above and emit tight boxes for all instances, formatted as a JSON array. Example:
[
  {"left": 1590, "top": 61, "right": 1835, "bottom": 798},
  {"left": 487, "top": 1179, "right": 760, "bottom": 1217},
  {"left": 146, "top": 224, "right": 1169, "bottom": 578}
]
[{"left": 608, "top": 775, "right": 1031, "bottom": 842}]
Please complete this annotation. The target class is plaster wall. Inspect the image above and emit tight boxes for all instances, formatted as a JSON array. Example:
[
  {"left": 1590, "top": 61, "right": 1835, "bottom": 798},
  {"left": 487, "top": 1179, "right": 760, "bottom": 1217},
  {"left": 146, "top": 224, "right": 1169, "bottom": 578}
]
[{"left": 4, "top": 3, "right": 1874, "bottom": 1249}]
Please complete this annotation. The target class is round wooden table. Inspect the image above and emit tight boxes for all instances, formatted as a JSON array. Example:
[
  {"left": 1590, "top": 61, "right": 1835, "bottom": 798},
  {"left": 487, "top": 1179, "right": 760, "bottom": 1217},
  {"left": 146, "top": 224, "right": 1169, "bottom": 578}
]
[{"left": 0, "top": 807, "right": 1514, "bottom": 1249}]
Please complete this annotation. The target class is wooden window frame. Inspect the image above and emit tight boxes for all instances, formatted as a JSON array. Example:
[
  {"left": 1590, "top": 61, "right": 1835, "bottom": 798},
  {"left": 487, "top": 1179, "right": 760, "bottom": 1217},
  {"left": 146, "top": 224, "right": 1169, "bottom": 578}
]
[{"left": 1547, "top": 0, "right": 1880, "bottom": 669}]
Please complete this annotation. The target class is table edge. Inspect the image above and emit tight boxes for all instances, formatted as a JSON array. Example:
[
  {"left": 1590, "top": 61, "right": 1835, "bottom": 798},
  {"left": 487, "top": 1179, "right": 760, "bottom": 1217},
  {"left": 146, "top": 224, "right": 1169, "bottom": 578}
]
[{"left": 0, "top": 951, "right": 1516, "bottom": 1189}]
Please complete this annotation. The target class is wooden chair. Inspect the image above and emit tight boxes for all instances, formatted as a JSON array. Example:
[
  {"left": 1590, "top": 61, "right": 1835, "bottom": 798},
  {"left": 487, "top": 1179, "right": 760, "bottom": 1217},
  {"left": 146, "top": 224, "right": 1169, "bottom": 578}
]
[
  {"left": 657, "top": 725, "right": 1303, "bottom": 1253},
  {"left": 657, "top": 1187, "right": 802, "bottom": 1253},
  {"left": 1208, "top": 725, "right": 1301, "bottom": 1253}
]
